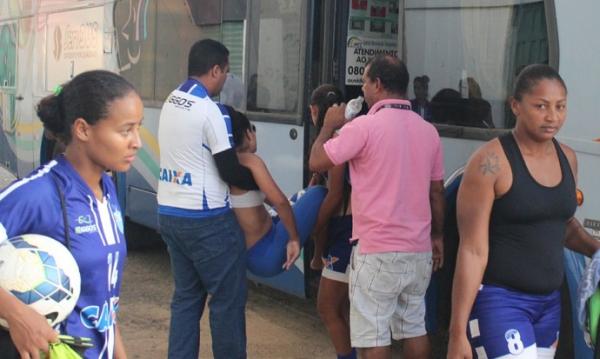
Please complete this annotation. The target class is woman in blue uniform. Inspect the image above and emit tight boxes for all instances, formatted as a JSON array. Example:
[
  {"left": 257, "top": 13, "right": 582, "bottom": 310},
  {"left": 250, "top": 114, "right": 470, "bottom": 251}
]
[
  {"left": 0, "top": 70, "right": 143, "bottom": 359},
  {"left": 447, "top": 64, "right": 600, "bottom": 358},
  {"left": 225, "top": 106, "right": 326, "bottom": 277},
  {"left": 306, "top": 84, "right": 356, "bottom": 359}
]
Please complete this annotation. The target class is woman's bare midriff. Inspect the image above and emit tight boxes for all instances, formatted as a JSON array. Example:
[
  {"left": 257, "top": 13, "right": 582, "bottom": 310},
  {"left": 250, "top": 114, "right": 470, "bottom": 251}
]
[{"left": 232, "top": 205, "right": 273, "bottom": 248}]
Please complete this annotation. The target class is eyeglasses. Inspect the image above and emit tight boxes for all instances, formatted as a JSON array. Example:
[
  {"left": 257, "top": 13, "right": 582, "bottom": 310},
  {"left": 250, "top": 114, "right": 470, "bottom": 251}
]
[{"left": 251, "top": 124, "right": 256, "bottom": 132}]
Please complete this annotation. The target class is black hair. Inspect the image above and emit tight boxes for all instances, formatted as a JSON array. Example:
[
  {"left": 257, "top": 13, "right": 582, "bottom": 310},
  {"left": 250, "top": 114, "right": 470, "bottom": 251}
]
[
  {"left": 365, "top": 55, "right": 409, "bottom": 96},
  {"left": 414, "top": 75, "right": 430, "bottom": 86},
  {"left": 188, "top": 39, "right": 229, "bottom": 77},
  {"left": 310, "top": 84, "right": 343, "bottom": 131},
  {"left": 513, "top": 64, "right": 567, "bottom": 101},
  {"left": 36, "top": 70, "right": 138, "bottom": 145},
  {"left": 309, "top": 84, "right": 352, "bottom": 215},
  {"left": 430, "top": 88, "right": 463, "bottom": 125},
  {"left": 225, "top": 104, "right": 251, "bottom": 148}
]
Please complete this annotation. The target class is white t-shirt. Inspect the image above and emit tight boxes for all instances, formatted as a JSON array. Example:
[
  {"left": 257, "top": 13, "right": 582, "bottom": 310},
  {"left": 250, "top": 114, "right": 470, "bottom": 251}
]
[{"left": 157, "top": 79, "right": 234, "bottom": 217}]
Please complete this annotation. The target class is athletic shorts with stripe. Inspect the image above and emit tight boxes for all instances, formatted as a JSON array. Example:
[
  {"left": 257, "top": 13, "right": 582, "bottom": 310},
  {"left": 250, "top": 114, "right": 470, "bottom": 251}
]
[
  {"left": 322, "top": 215, "right": 353, "bottom": 283},
  {"left": 349, "top": 242, "right": 432, "bottom": 347},
  {"left": 468, "top": 284, "right": 560, "bottom": 359}
]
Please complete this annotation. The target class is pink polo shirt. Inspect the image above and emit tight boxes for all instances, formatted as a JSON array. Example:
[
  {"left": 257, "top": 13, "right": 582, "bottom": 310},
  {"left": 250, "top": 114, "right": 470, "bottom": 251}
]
[{"left": 323, "top": 99, "right": 444, "bottom": 254}]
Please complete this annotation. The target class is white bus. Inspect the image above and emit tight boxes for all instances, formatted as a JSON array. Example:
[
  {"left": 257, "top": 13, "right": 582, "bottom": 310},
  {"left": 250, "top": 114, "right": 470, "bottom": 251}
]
[{"left": 1, "top": 1, "right": 599, "bottom": 356}]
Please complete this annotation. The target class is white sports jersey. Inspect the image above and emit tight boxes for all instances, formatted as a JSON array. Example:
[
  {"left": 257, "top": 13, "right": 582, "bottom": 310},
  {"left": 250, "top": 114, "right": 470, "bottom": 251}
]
[{"left": 157, "top": 79, "right": 234, "bottom": 218}]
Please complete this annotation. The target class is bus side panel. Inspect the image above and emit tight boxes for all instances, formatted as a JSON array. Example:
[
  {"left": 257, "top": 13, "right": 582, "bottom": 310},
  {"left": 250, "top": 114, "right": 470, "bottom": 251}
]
[
  {"left": 254, "top": 121, "right": 305, "bottom": 197},
  {"left": 0, "top": 17, "right": 36, "bottom": 178},
  {"left": 0, "top": 21, "right": 18, "bottom": 175},
  {"left": 15, "top": 16, "right": 37, "bottom": 177},
  {"left": 124, "top": 107, "right": 160, "bottom": 229},
  {"left": 441, "top": 136, "right": 487, "bottom": 176},
  {"left": 554, "top": 0, "right": 600, "bottom": 141}
]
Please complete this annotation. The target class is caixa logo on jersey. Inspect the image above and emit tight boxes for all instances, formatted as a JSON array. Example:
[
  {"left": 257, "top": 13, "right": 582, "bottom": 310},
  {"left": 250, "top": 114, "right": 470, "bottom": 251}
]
[
  {"left": 159, "top": 168, "right": 192, "bottom": 186},
  {"left": 81, "top": 297, "right": 119, "bottom": 332},
  {"left": 167, "top": 95, "right": 195, "bottom": 110}
]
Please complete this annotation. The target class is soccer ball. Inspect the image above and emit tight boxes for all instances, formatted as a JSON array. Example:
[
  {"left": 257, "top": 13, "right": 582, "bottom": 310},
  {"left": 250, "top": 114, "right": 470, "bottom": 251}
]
[{"left": 0, "top": 234, "right": 81, "bottom": 328}]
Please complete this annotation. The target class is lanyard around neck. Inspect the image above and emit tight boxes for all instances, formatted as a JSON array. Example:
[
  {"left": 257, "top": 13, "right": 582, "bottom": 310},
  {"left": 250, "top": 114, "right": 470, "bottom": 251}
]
[{"left": 376, "top": 103, "right": 412, "bottom": 112}]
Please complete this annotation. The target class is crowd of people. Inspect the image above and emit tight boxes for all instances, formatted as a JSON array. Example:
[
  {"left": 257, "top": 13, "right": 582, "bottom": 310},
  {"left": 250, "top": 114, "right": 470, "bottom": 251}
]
[{"left": 0, "top": 37, "right": 597, "bottom": 359}]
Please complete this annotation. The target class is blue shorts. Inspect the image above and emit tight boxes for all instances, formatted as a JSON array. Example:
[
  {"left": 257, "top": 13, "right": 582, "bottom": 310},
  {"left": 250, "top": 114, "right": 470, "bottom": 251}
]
[
  {"left": 468, "top": 285, "right": 560, "bottom": 358},
  {"left": 322, "top": 215, "right": 353, "bottom": 283},
  {"left": 247, "top": 186, "right": 327, "bottom": 277}
]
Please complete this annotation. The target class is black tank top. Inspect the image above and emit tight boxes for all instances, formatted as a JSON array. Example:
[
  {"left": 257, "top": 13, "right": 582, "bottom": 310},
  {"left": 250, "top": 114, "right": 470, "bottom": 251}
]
[{"left": 482, "top": 133, "right": 577, "bottom": 294}]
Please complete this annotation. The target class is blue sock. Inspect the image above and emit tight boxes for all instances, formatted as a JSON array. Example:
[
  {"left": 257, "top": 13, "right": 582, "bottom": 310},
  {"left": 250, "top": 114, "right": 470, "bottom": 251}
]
[{"left": 337, "top": 348, "right": 357, "bottom": 359}]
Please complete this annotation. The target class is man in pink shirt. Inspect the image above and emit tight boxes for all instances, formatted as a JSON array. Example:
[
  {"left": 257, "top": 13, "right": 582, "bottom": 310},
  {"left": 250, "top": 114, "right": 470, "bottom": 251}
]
[{"left": 310, "top": 55, "right": 445, "bottom": 359}]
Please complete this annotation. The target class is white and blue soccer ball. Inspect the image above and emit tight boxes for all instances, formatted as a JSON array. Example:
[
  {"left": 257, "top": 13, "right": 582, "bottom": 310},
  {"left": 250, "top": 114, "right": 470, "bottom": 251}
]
[{"left": 0, "top": 234, "right": 81, "bottom": 328}]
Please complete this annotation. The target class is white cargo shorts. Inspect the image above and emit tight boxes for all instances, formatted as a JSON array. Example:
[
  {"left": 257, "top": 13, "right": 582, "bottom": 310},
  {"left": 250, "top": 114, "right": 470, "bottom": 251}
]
[{"left": 349, "top": 243, "right": 432, "bottom": 348}]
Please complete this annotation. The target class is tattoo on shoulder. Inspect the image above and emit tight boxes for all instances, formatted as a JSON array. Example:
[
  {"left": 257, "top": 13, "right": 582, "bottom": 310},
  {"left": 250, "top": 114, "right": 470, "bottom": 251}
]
[{"left": 479, "top": 152, "right": 500, "bottom": 175}]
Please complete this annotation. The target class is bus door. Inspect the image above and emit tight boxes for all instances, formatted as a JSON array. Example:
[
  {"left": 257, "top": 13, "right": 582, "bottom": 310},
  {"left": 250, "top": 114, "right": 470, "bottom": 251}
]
[
  {"left": 243, "top": 0, "right": 311, "bottom": 297},
  {"left": 307, "top": 1, "right": 395, "bottom": 105},
  {"left": 0, "top": 19, "right": 18, "bottom": 175},
  {"left": 3, "top": 13, "right": 37, "bottom": 177}
]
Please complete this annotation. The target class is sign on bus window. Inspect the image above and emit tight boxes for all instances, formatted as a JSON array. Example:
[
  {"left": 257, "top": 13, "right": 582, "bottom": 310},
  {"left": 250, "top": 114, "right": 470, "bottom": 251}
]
[
  {"left": 46, "top": 7, "right": 104, "bottom": 91},
  {"left": 345, "top": 0, "right": 400, "bottom": 86}
]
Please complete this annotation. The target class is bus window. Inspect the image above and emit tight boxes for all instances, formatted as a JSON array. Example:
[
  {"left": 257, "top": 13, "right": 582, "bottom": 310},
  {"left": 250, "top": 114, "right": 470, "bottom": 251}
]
[
  {"left": 404, "top": 0, "right": 554, "bottom": 129},
  {"left": 115, "top": 0, "right": 157, "bottom": 101},
  {"left": 246, "top": 0, "right": 303, "bottom": 114},
  {"left": 0, "top": 21, "right": 16, "bottom": 137},
  {"left": 115, "top": 0, "right": 246, "bottom": 105},
  {"left": 0, "top": 22, "right": 16, "bottom": 89}
]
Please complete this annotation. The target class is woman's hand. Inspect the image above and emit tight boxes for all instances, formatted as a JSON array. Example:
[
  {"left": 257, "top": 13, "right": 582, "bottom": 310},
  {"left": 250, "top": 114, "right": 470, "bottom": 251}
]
[
  {"left": 323, "top": 104, "right": 347, "bottom": 131},
  {"left": 7, "top": 303, "right": 58, "bottom": 359},
  {"left": 447, "top": 333, "right": 473, "bottom": 359},
  {"left": 283, "top": 236, "right": 301, "bottom": 270},
  {"left": 432, "top": 234, "right": 444, "bottom": 271}
]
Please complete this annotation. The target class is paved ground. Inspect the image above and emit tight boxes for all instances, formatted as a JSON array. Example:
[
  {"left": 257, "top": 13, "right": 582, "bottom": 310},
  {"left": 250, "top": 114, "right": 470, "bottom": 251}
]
[{"left": 119, "top": 244, "right": 339, "bottom": 358}]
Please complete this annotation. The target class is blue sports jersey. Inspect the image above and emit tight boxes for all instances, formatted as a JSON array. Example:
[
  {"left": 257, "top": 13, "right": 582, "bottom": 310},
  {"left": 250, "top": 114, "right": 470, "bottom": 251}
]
[{"left": 0, "top": 156, "right": 127, "bottom": 359}]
